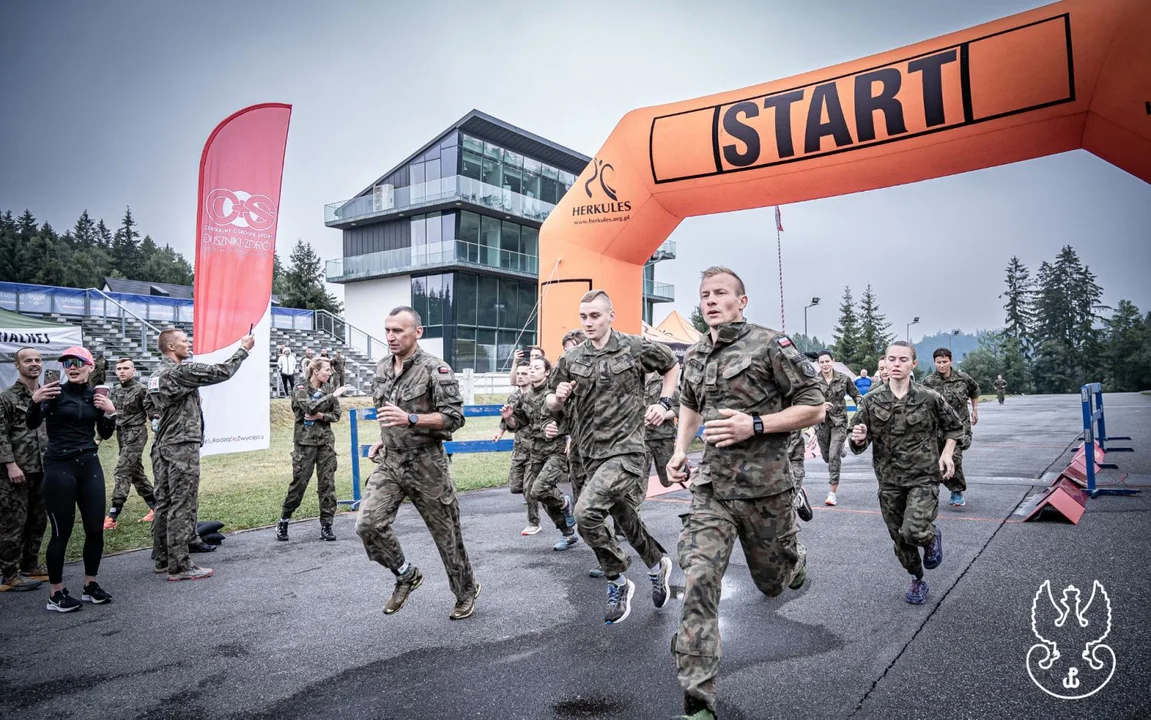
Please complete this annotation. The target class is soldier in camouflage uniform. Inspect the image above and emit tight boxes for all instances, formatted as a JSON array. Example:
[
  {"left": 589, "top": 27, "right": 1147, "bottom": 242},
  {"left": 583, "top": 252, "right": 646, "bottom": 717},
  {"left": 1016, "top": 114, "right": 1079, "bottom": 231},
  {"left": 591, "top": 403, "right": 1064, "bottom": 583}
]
[
  {"left": 105, "top": 358, "right": 156, "bottom": 529},
  {"left": 644, "top": 370, "right": 680, "bottom": 487},
  {"left": 0, "top": 348, "right": 49, "bottom": 591},
  {"left": 90, "top": 352, "right": 108, "bottom": 387},
  {"left": 498, "top": 364, "right": 537, "bottom": 533},
  {"left": 502, "top": 356, "right": 578, "bottom": 551},
  {"left": 850, "top": 341, "right": 963, "bottom": 606},
  {"left": 547, "top": 290, "right": 677, "bottom": 625},
  {"left": 330, "top": 350, "right": 346, "bottom": 389},
  {"left": 922, "top": 348, "right": 980, "bottom": 508},
  {"left": 994, "top": 374, "right": 1007, "bottom": 404},
  {"left": 277, "top": 357, "right": 350, "bottom": 542},
  {"left": 148, "top": 328, "right": 253, "bottom": 581},
  {"left": 356, "top": 306, "right": 480, "bottom": 621},
  {"left": 559, "top": 330, "right": 587, "bottom": 503},
  {"left": 666, "top": 267, "right": 825, "bottom": 720},
  {"left": 815, "top": 350, "right": 862, "bottom": 507}
]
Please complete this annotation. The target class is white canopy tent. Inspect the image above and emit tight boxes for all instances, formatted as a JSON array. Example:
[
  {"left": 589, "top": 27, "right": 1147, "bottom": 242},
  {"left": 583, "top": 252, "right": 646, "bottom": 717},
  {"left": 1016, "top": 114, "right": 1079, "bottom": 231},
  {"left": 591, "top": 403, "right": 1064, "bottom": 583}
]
[{"left": 0, "top": 308, "right": 84, "bottom": 388}]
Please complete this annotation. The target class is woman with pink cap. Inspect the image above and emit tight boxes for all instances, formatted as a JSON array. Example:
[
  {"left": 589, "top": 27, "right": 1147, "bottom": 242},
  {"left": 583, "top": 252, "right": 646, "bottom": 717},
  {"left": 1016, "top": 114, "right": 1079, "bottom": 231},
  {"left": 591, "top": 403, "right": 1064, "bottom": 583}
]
[{"left": 27, "top": 345, "right": 117, "bottom": 612}]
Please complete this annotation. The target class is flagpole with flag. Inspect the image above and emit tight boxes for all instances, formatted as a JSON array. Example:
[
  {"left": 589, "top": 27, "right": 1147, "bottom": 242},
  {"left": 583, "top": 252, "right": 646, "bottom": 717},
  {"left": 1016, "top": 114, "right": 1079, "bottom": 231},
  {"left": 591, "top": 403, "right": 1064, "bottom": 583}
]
[{"left": 775, "top": 205, "right": 785, "bottom": 333}]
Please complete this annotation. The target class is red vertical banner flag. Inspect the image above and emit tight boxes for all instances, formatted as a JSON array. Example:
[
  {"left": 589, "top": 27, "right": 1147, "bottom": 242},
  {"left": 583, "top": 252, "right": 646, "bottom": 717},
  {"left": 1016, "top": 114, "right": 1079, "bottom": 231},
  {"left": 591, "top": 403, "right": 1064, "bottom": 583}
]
[
  {"left": 194, "top": 103, "right": 292, "bottom": 456},
  {"left": 775, "top": 205, "right": 784, "bottom": 232}
]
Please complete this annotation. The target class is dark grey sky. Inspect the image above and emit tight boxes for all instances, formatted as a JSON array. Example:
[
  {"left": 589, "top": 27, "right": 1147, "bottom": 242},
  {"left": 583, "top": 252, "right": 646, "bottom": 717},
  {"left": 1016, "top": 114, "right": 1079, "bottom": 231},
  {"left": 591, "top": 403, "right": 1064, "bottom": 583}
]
[{"left": 2, "top": 0, "right": 1147, "bottom": 342}]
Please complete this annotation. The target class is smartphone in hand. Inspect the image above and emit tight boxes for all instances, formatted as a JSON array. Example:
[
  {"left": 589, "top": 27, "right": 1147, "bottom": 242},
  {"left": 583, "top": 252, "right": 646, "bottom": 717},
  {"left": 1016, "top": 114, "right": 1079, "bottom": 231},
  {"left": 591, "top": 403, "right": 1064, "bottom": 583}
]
[{"left": 44, "top": 369, "right": 60, "bottom": 385}]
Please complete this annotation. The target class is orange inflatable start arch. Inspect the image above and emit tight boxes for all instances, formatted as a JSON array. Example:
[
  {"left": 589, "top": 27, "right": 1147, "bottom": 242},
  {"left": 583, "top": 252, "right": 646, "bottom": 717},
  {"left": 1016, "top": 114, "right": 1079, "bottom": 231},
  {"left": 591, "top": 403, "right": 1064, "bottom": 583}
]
[{"left": 537, "top": 0, "right": 1150, "bottom": 358}]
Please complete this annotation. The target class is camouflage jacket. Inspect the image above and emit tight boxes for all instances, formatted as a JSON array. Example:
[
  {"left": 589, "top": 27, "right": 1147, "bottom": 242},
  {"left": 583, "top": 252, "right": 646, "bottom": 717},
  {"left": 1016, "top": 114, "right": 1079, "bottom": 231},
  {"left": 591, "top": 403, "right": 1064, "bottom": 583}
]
[
  {"left": 0, "top": 381, "right": 48, "bottom": 474},
  {"left": 500, "top": 387, "right": 533, "bottom": 452},
  {"left": 147, "top": 349, "right": 249, "bottom": 447},
  {"left": 922, "top": 368, "right": 980, "bottom": 424},
  {"left": 849, "top": 382, "right": 965, "bottom": 487},
  {"left": 91, "top": 356, "right": 108, "bottom": 386},
  {"left": 372, "top": 347, "right": 464, "bottom": 450},
  {"left": 330, "top": 355, "right": 346, "bottom": 374},
  {"left": 292, "top": 381, "right": 341, "bottom": 446},
  {"left": 817, "top": 370, "right": 862, "bottom": 427},
  {"left": 994, "top": 379, "right": 1007, "bottom": 392},
  {"left": 644, "top": 371, "right": 680, "bottom": 441},
  {"left": 110, "top": 378, "right": 149, "bottom": 429},
  {"left": 681, "top": 322, "right": 823, "bottom": 499},
  {"left": 550, "top": 330, "right": 676, "bottom": 462},
  {"left": 511, "top": 383, "right": 566, "bottom": 457}
]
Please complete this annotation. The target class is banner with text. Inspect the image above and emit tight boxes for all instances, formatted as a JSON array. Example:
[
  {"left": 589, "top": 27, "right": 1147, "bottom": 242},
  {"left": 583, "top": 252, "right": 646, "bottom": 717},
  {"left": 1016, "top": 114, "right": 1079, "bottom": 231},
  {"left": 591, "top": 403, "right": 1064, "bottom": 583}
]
[{"left": 194, "top": 103, "right": 292, "bottom": 457}]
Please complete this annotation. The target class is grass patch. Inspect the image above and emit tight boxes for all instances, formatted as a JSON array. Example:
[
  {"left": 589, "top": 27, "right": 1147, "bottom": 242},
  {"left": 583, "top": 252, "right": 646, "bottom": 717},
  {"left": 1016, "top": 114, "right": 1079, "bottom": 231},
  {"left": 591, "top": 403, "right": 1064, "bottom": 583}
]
[{"left": 52, "top": 399, "right": 512, "bottom": 560}]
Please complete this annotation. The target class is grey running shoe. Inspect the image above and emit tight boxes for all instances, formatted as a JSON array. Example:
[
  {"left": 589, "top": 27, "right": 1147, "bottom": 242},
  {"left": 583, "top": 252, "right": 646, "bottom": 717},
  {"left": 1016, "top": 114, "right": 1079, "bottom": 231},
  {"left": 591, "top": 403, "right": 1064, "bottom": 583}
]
[
  {"left": 167, "top": 565, "right": 213, "bottom": 581},
  {"left": 449, "top": 582, "right": 482, "bottom": 620},
  {"left": 650, "top": 557, "right": 672, "bottom": 608},
  {"left": 605, "top": 578, "right": 636, "bottom": 625},
  {"left": 383, "top": 566, "right": 424, "bottom": 615}
]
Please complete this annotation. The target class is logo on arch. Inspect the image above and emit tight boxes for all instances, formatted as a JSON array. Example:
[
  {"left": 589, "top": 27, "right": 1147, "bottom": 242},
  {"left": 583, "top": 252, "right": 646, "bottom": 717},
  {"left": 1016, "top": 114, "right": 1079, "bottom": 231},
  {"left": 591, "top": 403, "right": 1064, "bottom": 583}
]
[
  {"left": 573, "top": 157, "right": 631, "bottom": 219},
  {"left": 584, "top": 158, "right": 618, "bottom": 201},
  {"left": 204, "top": 189, "right": 278, "bottom": 231}
]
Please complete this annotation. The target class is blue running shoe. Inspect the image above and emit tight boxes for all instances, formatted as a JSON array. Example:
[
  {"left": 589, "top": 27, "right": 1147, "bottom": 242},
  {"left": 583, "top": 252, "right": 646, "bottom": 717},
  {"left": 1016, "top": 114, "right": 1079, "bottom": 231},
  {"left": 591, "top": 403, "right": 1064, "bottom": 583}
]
[
  {"left": 553, "top": 531, "right": 579, "bottom": 551},
  {"left": 923, "top": 525, "right": 943, "bottom": 570},
  {"left": 905, "top": 577, "right": 928, "bottom": 605},
  {"left": 951, "top": 491, "right": 965, "bottom": 507},
  {"left": 562, "top": 495, "right": 576, "bottom": 529}
]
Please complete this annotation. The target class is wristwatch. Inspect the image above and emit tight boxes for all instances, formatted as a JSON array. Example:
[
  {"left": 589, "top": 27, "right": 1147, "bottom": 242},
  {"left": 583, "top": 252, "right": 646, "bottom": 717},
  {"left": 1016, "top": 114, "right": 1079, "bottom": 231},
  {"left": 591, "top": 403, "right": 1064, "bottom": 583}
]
[
  {"left": 407, "top": 413, "right": 419, "bottom": 428},
  {"left": 751, "top": 412, "right": 764, "bottom": 435},
  {"left": 659, "top": 396, "right": 673, "bottom": 411}
]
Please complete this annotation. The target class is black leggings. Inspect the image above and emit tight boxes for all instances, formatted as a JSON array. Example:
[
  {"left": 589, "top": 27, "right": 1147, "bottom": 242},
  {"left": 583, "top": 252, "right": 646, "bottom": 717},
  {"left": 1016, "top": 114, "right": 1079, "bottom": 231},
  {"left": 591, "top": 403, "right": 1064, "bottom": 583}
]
[
  {"left": 280, "top": 373, "right": 294, "bottom": 396},
  {"left": 43, "top": 453, "right": 106, "bottom": 584}
]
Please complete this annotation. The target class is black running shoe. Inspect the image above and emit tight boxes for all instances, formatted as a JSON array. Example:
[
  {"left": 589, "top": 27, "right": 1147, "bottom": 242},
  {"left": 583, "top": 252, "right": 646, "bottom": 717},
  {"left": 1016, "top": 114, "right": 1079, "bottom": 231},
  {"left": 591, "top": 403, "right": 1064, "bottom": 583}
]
[
  {"left": 650, "top": 557, "right": 672, "bottom": 608},
  {"left": 47, "top": 588, "right": 82, "bottom": 613},
  {"left": 321, "top": 523, "right": 336, "bottom": 541},
  {"left": 923, "top": 526, "right": 943, "bottom": 570},
  {"left": 82, "top": 581, "right": 112, "bottom": 604},
  {"left": 794, "top": 487, "right": 814, "bottom": 522},
  {"left": 276, "top": 519, "right": 289, "bottom": 541}
]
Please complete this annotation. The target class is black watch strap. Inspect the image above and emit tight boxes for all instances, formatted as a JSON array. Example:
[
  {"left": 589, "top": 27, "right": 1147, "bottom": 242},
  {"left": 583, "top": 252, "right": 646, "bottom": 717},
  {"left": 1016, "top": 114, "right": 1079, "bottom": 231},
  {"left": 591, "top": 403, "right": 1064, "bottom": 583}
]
[
  {"left": 659, "top": 397, "right": 673, "bottom": 411},
  {"left": 751, "top": 412, "right": 764, "bottom": 435}
]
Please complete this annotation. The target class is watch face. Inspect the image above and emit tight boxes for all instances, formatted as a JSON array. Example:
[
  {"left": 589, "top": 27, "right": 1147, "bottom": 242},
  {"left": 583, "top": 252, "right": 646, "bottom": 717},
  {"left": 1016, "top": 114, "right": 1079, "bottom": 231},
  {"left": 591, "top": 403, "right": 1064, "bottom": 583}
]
[{"left": 408, "top": 413, "right": 419, "bottom": 426}]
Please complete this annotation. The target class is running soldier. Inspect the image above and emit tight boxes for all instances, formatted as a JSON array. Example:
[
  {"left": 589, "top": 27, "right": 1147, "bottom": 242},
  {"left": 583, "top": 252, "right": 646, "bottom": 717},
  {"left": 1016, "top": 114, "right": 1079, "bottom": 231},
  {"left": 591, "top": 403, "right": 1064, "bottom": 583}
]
[
  {"left": 667, "top": 268, "right": 824, "bottom": 720},
  {"left": 502, "top": 357, "right": 578, "bottom": 551},
  {"left": 0, "top": 348, "right": 49, "bottom": 591},
  {"left": 105, "top": 359, "right": 156, "bottom": 529},
  {"left": 559, "top": 329, "right": 587, "bottom": 502},
  {"left": 548, "top": 291, "right": 677, "bottom": 624},
  {"left": 148, "top": 329, "right": 253, "bottom": 581},
  {"left": 994, "top": 374, "right": 1007, "bottom": 404},
  {"left": 644, "top": 371, "right": 679, "bottom": 488},
  {"left": 497, "top": 364, "right": 538, "bottom": 535},
  {"left": 849, "top": 341, "right": 963, "bottom": 605},
  {"left": 922, "top": 348, "right": 980, "bottom": 508},
  {"left": 277, "top": 357, "right": 351, "bottom": 542},
  {"left": 356, "top": 306, "right": 480, "bottom": 620},
  {"left": 815, "top": 349, "right": 861, "bottom": 507}
]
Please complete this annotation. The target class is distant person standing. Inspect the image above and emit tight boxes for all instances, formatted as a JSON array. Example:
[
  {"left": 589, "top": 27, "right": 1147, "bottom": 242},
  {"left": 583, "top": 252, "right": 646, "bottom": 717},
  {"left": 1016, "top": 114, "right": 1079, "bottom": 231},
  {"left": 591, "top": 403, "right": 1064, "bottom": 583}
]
[
  {"left": 495, "top": 364, "right": 534, "bottom": 530},
  {"left": 643, "top": 370, "right": 679, "bottom": 488},
  {"left": 331, "top": 350, "right": 347, "bottom": 389},
  {"left": 105, "top": 358, "right": 156, "bottom": 529},
  {"left": 277, "top": 357, "right": 351, "bottom": 542},
  {"left": 994, "top": 375, "right": 1007, "bottom": 404},
  {"left": 148, "top": 328, "right": 254, "bottom": 581},
  {"left": 90, "top": 352, "right": 108, "bottom": 387},
  {"left": 854, "top": 368, "right": 873, "bottom": 395},
  {"left": 277, "top": 346, "right": 297, "bottom": 398},
  {"left": 0, "top": 347, "right": 49, "bottom": 593},
  {"left": 814, "top": 350, "right": 862, "bottom": 507},
  {"left": 922, "top": 348, "right": 980, "bottom": 508},
  {"left": 849, "top": 341, "right": 963, "bottom": 605},
  {"left": 356, "top": 306, "right": 480, "bottom": 620}
]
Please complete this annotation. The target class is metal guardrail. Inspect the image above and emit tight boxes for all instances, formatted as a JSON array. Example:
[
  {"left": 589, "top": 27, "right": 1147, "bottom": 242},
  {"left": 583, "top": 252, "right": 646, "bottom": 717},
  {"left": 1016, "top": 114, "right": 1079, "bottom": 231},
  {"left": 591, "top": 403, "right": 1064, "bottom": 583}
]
[{"left": 83, "top": 287, "right": 164, "bottom": 351}]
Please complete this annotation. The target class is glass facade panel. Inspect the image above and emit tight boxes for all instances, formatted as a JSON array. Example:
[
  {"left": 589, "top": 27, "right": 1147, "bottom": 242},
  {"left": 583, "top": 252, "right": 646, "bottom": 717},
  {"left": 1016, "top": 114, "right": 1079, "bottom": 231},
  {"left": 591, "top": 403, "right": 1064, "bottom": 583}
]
[
  {"left": 501, "top": 221, "right": 520, "bottom": 255},
  {"left": 441, "top": 272, "right": 539, "bottom": 372},
  {"left": 518, "top": 281, "right": 536, "bottom": 328},
  {"left": 440, "top": 147, "right": 458, "bottom": 179},
  {"left": 462, "top": 134, "right": 482, "bottom": 153},
  {"left": 411, "top": 276, "right": 428, "bottom": 322},
  {"left": 479, "top": 215, "right": 500, "bottom": 267},
  {"left": 498, "top": 278, "right": 518, "bottom": 328},
  {"left": 521, "top": 226, "right": 538, "bottom": 258},
  {"left": 411, "top": 215, "right": 426, "bottom": 247},
  {"left": 477, "top": 275, "right": 499, "bottom": 327},
  {"left": 426, "top": 211, "right": 442, "bottom": 245},
  {"left": 503, "top": 163, "right": 521, "bottom": 194},
  {"left": 461, "top": 149, "right": 482, "bottom": 181},
  {"left": 456, "top": 272, "right": 477, "bottom": 325},
  {"left": 481, "top": 155, "right": 502, "bottom": 188},
  {"left": 427, "top": 274, "right": 444, "bottom": 326},
  {"left": 459, "top": 210, "right": 480, "bottom": 244}
]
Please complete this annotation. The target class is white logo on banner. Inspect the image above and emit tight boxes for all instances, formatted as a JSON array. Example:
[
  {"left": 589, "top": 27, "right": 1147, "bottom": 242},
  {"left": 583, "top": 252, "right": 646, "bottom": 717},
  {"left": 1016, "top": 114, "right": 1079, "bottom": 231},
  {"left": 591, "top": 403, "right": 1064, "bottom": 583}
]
[
  {"left": 204, "top": 189, "right": 277, "bottom": 231},
  {"left": 1027, "top": 579, "right": 1115, "bottom": 699}
]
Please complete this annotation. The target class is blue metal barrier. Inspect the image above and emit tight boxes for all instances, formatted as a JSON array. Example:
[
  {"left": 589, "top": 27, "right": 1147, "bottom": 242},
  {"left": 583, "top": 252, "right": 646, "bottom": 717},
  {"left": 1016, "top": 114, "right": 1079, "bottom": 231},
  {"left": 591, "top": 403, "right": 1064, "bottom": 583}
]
[{"left": 1079, "top": 383, "right": 1138, "bottom": 498}]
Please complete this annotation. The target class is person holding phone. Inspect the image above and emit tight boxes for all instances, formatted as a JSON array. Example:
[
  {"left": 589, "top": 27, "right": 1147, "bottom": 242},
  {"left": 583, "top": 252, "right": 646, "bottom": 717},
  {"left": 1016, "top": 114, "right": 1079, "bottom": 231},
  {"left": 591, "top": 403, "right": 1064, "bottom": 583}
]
[{"left": 26, "top": 346, "right": 117, "bottom": 612}]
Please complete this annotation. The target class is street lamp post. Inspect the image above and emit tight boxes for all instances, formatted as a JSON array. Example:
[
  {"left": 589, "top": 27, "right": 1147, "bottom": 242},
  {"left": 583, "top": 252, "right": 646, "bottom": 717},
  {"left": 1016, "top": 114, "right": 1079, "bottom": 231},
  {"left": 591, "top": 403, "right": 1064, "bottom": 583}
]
[
  {"left": 804, "top": 297, "right": 821, "bottom": 343},
  {"left": 948, "top": 329, "right": 960, "bottom": 350},
  {"left": 906, "top": 316, "right": 920, "bottom": 342}
]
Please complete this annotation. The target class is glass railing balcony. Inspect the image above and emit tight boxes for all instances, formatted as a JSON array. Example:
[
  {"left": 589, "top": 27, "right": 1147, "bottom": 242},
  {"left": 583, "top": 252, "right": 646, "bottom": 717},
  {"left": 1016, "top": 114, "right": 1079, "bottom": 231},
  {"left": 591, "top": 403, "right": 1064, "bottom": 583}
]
[
  {"left": 644, "top": 280, "right": 675, "bottom": 301},
  {"left": 325, "top": 240, "right": 539, "bottom": 283},
  {"left": 650, "top": 239, "right": 677, "bottom": 262},
  {"left": 325, "top": 175, "right": 557, "bottom": 228}
]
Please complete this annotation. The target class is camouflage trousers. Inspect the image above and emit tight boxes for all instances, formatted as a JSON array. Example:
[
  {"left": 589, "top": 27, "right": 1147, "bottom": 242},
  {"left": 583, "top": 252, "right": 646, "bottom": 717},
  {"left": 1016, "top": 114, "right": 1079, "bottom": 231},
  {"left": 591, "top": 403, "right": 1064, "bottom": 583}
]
[
  {"left": 526, "top": 451, "right": 570, "bottom": 532},
  {"left": 942, "top": 425, "right": 973, "bottom": 494},
  {"left": 997, "top": 391, "right": 1005, "bottom": 404},
  {"left": 787, "top": 430, "right": 806, "bottom": 489},
  {"left": 152, "top": 442, "right": 201, "bottom": 574},
  {"left": 332, "top": 371, "right": 345, "bottom": 388},
  {"left": 112, "top": 425, "right": 155, "bottom": 508},
  {"left": 282, "top": 442, "right": 338, "bottom": 523},
  {"left": 646, "top": 435, "right": 676, "bottom": 487},
  {"left": 569, "top": 449, "right": 587, "bottom": 503},
  {"left": 0, "top": 471, "right": 46, "bottom": 578},
  {"left": 816, "top": 422, "right": 848, "bottom": 486},
  {"left": 576, "top": 453, "right": 666, "bottom": 576},
  {"left": 511, "top": 444, "right": 541, "bottom": 527},
  {"left": 355, "top": 445, "right": 477, "bottom": 602},
  {"left": 673, "top": 482, "right": 804, "bottom": 713},
  {"left": 877, "top": 482, "right": 939, "bottom": 578}
]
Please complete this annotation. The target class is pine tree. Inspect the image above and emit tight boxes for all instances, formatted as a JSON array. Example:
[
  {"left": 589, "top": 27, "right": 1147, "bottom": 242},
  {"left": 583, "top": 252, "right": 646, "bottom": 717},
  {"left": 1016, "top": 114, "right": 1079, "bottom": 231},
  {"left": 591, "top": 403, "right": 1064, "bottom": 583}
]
[
  {"left": 272, "top": 253, "right": 287, "bottom": 298},
  {"left": 1001, "top": 255, "right": 1035, "bottom": 351},
  {"left": 111, "top": 207, "right": 141, "bottom": 272},
  {"left": 1102, "top": 300, "right": 1148, "bottom": 391},
  {"left": 856, "top": 284, "right": 892, "bottom": 373},
  {"left": 689, "top": 305, "right": 708, "bottom": 334},
  {"left": 831, "top": 286, "right": 862, "bottom": 366},
  {"left": 282, "top": 239, "right": 342, "bottom": 313},
  {"left": 0, "top": 210, "right": 17, "bottom": 281},
  {"left": 71, "top": 210, "right": 97, "bottom": 248},
  {"left": 96, "top": 220, "right": 113, "bottom": 249}
]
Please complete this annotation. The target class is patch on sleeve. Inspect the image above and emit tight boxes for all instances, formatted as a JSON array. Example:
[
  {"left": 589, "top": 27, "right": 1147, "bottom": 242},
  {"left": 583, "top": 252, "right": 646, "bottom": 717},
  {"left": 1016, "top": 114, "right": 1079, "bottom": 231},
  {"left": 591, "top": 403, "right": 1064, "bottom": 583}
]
[
  {"left": 438, "top": 366, "right": 450, "bottom": 374},
  {"left": 800, "top": 361, "right": 818, "bottom": 377},
  {"left": 147, "top": 377, "right": 160, "bottom": 391},
  {"left": 778, "top": 336, "right": 793, "bottom": 347}
]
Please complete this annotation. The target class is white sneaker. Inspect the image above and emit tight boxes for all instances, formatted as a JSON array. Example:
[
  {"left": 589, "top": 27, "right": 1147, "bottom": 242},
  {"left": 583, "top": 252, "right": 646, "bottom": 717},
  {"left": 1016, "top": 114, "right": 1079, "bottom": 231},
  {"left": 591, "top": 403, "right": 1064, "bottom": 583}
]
[
  {"left": 521, "top": 525, "right": 542, "bottom": 536},
  {"left": 824, "top": 492, "right": 837, "bottom": 506}
]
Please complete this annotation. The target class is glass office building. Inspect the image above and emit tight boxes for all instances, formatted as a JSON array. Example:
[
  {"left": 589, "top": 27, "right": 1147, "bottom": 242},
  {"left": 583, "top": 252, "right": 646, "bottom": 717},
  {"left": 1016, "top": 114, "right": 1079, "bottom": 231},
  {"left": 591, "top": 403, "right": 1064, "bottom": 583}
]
[{"left": 325, "top": 110, "right": 675, "bottom": 371}]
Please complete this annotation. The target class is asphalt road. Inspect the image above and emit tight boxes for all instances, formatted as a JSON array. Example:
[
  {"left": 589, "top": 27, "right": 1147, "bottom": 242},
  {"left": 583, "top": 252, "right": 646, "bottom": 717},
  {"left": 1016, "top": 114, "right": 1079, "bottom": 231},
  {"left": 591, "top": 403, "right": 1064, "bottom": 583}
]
[{"left": 2, "top": 393, "right": 1148, "bottom": 719}]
